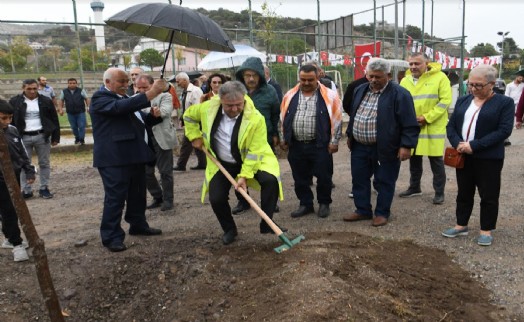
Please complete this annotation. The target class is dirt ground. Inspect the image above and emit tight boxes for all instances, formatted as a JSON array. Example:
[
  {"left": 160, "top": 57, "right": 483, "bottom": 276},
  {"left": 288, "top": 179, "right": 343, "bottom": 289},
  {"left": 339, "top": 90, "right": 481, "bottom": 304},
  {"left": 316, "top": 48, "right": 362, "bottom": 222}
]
[{"left": 2, "top": 129, "right": 524, "bottom": 321}]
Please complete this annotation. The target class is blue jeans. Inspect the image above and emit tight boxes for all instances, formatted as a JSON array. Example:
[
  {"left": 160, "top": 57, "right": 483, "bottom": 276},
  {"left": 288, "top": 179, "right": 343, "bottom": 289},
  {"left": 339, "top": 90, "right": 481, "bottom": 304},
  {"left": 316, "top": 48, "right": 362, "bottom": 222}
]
[
  {"left": 351, "top": 142, "right": 401, "bottom": 218},
  {"left": 67, "top": 112, "right": 86, "bottom": 142}
]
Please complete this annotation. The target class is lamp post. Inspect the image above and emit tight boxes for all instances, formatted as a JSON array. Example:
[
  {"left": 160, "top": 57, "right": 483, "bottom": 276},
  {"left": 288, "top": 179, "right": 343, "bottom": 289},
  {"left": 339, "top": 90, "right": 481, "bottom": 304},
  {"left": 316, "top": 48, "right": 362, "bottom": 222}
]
[{"left": 497, "top": 31, "right": 509, "bottom": 79}]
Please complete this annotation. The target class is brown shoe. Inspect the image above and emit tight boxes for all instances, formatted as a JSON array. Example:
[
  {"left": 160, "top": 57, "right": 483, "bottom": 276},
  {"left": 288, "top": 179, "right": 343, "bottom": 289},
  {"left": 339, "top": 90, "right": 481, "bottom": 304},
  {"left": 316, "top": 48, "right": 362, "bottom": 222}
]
[
  {"left": 343, "top": 212, "right": 372, "bottom": 222},
  {"left": 372, "top": 216, "right": 388, "bottom": 227}
]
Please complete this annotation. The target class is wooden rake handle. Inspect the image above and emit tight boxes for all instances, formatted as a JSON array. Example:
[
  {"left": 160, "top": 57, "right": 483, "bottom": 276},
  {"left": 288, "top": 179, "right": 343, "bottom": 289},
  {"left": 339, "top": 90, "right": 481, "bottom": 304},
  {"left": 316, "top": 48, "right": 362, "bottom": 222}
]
[{"left": 201, "top": 147, "right": 283, "bottom": 236}]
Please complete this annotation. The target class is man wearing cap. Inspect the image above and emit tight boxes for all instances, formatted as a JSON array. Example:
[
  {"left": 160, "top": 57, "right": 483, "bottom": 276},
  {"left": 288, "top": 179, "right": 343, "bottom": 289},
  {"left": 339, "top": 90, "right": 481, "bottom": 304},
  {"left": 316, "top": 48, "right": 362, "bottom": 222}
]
[{"left": 173, "top": 72, "right": 206, "bottom": 171}]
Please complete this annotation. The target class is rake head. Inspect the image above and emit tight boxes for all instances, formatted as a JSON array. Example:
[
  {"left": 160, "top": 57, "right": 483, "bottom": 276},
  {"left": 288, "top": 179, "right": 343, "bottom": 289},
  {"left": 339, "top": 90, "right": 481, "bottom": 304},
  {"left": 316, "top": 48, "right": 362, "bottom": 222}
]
[{"left": 273, "top": 234, "right": 306, "bottom": 253}]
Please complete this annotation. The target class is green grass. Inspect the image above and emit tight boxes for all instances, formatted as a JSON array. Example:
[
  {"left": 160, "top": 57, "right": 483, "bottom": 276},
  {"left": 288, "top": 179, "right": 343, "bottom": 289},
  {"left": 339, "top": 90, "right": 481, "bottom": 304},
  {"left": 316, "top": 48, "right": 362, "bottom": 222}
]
[{"left": 58, "top": 113, "right": 91, "bottom": 129}]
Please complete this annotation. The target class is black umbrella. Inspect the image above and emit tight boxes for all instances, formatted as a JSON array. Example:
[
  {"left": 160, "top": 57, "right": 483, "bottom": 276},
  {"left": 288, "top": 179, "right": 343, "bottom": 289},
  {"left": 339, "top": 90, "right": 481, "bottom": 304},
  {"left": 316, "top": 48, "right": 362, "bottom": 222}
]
[{"left": 105, "top": 2, "right": 235, "bottom": 78}]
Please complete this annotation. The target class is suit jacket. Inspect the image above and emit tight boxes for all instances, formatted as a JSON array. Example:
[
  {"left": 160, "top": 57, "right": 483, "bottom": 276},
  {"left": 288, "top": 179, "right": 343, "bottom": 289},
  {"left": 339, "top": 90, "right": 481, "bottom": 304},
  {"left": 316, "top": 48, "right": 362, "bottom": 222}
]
[
  {"left": 90, "top": 88, "right": 156, "bottom": 168},
  {"left": 268, "top": 78, "right": 283, "bottom": 104},
  {"left": 143, "top": 92, "right": 178, "bottom": 150},
  {"left": 447, "top": 93, "right": 514, "bottom": 160}
]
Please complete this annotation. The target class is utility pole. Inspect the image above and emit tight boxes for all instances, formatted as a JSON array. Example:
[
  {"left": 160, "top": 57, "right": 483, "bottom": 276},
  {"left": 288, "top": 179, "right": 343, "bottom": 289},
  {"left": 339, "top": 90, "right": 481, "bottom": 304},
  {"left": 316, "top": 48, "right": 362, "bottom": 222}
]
[
  {"left": 248, "top": 0, "right": 254, "bottom": 46},
  {"left": 72, "top": 0, "right": 85, "bottom": 88}
]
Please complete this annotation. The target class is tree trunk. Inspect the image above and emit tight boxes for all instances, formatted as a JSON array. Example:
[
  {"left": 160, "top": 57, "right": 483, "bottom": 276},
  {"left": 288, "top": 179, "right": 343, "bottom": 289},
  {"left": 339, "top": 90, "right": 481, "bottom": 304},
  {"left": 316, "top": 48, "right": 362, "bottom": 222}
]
[{"left": 0, "top": 128, "right": 64, "bottom": 322}]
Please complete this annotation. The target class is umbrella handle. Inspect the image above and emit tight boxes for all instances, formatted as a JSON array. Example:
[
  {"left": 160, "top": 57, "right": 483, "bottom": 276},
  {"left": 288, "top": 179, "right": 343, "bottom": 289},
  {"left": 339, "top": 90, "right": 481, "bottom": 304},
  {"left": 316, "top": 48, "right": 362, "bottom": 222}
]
[{"left": 161, "top": 30, "right": 175, "bottom": 79}]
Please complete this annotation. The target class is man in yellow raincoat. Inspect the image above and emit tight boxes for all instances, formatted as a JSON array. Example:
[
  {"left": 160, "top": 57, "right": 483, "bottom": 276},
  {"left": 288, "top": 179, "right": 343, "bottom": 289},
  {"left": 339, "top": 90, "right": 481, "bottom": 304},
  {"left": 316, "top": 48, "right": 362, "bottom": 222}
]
[
  {"left": 184, "top": 81, "right": 284, "bottom": 245},
  {"left": 399, "top": 53, "right": 452, "bottom": 204}
]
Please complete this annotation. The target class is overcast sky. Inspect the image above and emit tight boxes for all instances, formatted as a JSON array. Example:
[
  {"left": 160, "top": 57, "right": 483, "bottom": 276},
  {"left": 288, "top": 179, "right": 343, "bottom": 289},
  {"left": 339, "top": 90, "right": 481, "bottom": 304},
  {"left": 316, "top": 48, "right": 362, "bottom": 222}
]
[{"left": 2, "top": 0, "right": 523, "bottom": 53}]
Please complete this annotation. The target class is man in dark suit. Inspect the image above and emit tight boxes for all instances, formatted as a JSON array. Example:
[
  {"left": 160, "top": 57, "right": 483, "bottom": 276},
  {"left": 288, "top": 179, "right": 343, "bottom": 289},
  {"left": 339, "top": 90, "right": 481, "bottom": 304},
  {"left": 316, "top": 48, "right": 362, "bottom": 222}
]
[
  {"left": 264, "top": 65, "right": 283, "bottom": 104},
  {"left": 90, "top": 67, "right": 166, "bottom": 252}
]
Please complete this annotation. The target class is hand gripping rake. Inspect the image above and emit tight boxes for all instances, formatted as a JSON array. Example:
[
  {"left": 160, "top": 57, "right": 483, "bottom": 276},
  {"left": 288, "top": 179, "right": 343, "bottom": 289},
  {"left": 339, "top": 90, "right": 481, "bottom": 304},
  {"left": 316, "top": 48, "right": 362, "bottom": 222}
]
[{"left": 202, "top": 147, "right": 305, "bottom": 253}]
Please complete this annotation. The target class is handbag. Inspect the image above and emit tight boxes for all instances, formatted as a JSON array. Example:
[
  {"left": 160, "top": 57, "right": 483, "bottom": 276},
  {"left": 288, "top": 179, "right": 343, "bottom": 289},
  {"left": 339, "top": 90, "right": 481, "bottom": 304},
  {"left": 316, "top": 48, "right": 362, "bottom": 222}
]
[
  {"left": 444, "top": 106, "right": 481, "bottom": 169},
  {"left": 444, "top": 147, "right": 464, "bottom": 168}
]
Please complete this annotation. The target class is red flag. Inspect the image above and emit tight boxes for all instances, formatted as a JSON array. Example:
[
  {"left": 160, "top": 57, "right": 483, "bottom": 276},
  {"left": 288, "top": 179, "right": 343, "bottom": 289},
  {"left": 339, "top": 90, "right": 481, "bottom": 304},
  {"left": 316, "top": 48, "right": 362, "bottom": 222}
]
[
  {"left": 320, "top": 51, "right": 328, "bottom": 62},
  {"left": 354, "top": 42, "right": 381, "bottom": 79},
  {"left": 343, "top": 55, "right": 352, "bottom": 66},
  {"left": 277, "top": 55, "right": 285, "bottom": 63}
]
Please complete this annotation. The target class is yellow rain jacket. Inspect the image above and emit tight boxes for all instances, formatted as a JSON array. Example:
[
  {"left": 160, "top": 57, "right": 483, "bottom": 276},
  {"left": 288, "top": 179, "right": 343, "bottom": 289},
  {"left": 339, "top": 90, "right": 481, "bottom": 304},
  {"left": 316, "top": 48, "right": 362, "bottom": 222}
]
[
  {"left": 183, "top": 95, "right": 283, "bottom": 203},
  {"left": 400, "top": 62, "right": 452, "bottom": 156}
]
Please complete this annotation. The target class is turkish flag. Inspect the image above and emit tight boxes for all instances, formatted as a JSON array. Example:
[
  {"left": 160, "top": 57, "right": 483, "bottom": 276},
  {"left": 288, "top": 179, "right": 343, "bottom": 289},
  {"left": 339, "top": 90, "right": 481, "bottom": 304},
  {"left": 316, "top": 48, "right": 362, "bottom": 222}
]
[
  {"left": 354, "top": 42, "right": 381, "bottom": 79},
  {"left": 343, "top": 55, "right": 352, "bottom": 66},
  {"left": 320, "top": 51, "right": 328, "bottom": 62},
  {"left": 277, "top": 55, "right": 285, "bottom": 63}
]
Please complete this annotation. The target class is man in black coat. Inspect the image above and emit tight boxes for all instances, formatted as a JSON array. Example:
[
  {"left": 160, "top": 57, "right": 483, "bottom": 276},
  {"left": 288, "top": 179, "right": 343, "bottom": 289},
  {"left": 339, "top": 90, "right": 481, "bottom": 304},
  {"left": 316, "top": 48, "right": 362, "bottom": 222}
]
[
  {"left": 90, "top": 67, "right": 166, "bottom": 252},
  {"left": 9, "top": 79, "right": 60, "bottom": 200}
]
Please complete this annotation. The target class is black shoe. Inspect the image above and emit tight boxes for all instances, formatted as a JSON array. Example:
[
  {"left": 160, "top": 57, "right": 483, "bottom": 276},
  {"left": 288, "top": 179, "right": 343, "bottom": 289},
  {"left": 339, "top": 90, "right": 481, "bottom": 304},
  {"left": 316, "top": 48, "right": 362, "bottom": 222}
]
[
  {"left": 146, "top": 198, "right": 163, "bottom": 209},
  {"left": 190, "top": 165, "right": 206, "bottom": 170},
  {"left": 160, "top": 202, "right": 174, "bottom": 211},
  {"left": 173, "top": 166, "right": 186, "bottom": 171},
  {"left": 318, "top": 204, "right": 330, "bottom": 218},
  {"left": 222, "top": 229, "right": 238, "bottom": 245},
  {"left": 39, "top": 188, "right": 54, "bottom": 199},
  {"left": 290, "top": 205, "right": 314, "bottom": 218},
  {"left": 433, "top": 194, "right": 445, "bottom": 205},
  {"left": 504, "top": 140, "right": 511, "bottom": 146},
  {"left": 80, "top": 139, "right": 85, "bottom": 145},
  {"left": 129, "top": 227, "right": 162, "bottom": 236},
  {"left": 260, "top": 222, "right": 288, "bottom": 234},
  {"left": 105, "top": 242, "right": 127, "bottom": 252},
  {"left": 22, "top": 191, "right": 33, "bottom": 199},
  {"left": 232, "top": 201, "right": 251, "bottom": 215}
]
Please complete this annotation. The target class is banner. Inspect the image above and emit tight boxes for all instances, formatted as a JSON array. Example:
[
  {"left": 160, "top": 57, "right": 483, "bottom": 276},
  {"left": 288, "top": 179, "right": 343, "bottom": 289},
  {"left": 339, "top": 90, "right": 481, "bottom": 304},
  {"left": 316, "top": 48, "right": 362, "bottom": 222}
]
[{"left": 354, "top": 42, "right": 381, "bottom": 79}]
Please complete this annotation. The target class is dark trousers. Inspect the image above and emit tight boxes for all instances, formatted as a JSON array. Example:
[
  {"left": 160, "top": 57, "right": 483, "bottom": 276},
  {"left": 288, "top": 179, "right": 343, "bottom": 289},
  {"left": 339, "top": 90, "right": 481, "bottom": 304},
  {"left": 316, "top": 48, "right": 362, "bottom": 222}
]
[
  {"left": 455, "top": 156, "right": 503, "bottom": 231},
  {"left": 176, "top": 135, "right": 206, "bottom": 168},
  {"left": 0, "top": 171, "right": 23, "bottom": 247},
  {"left": 351, "top": 142, "right": 401, "bottom": 218},
  {"left": 288, "top": 141, "right": 333, "bottom": 206},
  {"left": 408, "top": 155, "right": 446, "bottom": 195},
  {"left": 98, "top": 164, "right": 149, "bottom": 246},
  {"left": 208, "top": 161, "right": 278, "bottom": 233},
  {"left": 146, "top": 137, "right": 174, "bottom": 203}
]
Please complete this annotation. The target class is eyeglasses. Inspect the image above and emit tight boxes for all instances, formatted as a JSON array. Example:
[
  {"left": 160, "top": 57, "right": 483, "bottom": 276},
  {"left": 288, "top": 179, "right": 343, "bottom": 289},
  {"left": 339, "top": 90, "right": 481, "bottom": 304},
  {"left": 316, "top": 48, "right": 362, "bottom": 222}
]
[
  {"left": 243, "top": 73, "right": 258, "bottom": 79},
  {"left": 466, "top": 82, "right": 490, "bottom": 90}
]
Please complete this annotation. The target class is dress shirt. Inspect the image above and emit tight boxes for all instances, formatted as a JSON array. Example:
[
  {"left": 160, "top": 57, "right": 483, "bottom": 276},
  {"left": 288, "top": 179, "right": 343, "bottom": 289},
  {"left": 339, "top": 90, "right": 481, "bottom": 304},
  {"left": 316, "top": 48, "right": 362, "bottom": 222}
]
[
  {"left": 292, "top": 91, "right": 317, "bottom": 141},
  {"left": 215, "top": 110, "right": 239, "bottom": 163}
]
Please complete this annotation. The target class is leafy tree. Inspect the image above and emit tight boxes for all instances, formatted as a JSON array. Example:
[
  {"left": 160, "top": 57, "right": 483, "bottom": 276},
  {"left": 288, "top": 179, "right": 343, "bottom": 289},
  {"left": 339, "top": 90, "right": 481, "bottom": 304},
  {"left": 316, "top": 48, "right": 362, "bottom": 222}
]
[
  {"left": 497, "top": 37, "right": 520, "bottom": 56},
  {"left": 469, "top": 43, "right": 498, "bottom": 57},
  {"left": 123, "top": 54, "right": 132, "bottom": 70},
  {"left": 271, "top": 36, "right": 311, "bottom": 55},
  {"left": 255, "top": 1, "right": 280, "bottom": 60},
  {"left": 140, "top": 48, "right": 164, "bottom": 70}
]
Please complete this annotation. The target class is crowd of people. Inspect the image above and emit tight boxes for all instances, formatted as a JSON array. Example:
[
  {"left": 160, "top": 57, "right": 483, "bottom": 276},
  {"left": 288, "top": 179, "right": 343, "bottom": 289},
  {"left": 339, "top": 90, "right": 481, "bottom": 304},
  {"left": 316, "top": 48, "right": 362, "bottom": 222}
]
[{"left": 0, "top": 53, "right": 520, "bottom": 260}]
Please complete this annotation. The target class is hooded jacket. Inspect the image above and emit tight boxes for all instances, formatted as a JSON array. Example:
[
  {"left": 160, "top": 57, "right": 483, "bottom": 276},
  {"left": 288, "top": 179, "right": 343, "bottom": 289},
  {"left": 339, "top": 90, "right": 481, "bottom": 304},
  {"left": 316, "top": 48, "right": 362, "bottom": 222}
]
[
  {"left": 235, "top": 57, "right": 280, "bottom": 144},
  {"left": 183, "top": 95, "right": 283, "bottom": 203},
  {"left": 400, "top": 62, "right": 452, "bottom": 156},
  {"left": 0, "top": 125, "right": 36, "bottom": 181}
]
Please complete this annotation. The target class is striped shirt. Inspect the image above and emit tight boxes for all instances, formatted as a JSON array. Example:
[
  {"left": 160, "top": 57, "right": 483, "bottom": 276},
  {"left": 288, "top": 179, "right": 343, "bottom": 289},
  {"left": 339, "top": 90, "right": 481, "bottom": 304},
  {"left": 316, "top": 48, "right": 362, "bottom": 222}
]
[
  {"left": 352, "top": 84, "right": 388, "bottom": 144},
  {"left": 292, "top": 91, "right": 317, "bottom": 141}
]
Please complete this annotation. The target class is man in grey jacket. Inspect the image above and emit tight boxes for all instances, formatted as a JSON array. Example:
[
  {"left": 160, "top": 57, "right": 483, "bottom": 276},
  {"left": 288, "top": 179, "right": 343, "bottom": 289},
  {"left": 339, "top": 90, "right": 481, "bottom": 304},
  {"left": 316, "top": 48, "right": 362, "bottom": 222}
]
[{"left": 136, "top": 74, "right": 178, "bottom": 211}]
